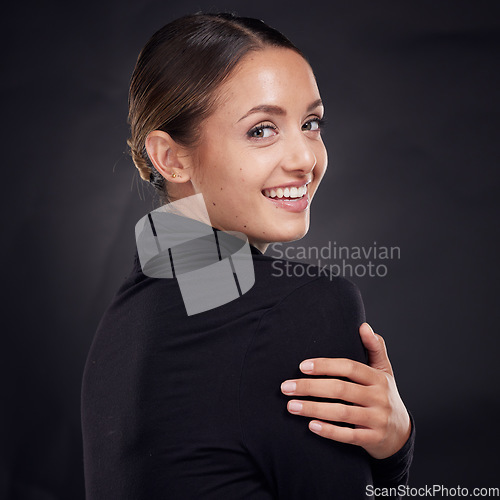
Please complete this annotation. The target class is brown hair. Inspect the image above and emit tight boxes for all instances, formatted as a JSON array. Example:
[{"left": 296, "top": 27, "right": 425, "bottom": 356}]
[{"left": 127, "top": 12, "right": 303, "bottom": 203}]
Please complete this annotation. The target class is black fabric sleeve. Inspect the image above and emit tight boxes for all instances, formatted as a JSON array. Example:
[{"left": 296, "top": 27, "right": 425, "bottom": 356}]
[
  {"left": 239, "top": 276, "right": 373, "bottom": 499},
  {"left": 239, "top": 274, "right": 414, "bottom": 499}
]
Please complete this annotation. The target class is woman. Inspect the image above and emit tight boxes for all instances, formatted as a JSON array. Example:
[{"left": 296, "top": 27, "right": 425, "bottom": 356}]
[{"left": 81, "top": 12, "right": 414, "bottom": 499}]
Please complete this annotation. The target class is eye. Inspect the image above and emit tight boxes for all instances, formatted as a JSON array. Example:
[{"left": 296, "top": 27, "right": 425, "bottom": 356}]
[
  {"left": 248, "top": 123, "right": 277, "bottom": 139},
  {"left": 302, "top": 117, "right": 325, "bottom": 132}
]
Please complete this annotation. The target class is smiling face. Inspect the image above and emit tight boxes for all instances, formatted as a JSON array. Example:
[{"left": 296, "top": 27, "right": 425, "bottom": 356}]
[{"left": 186, "top": 47, "right": 328, "bottom": 253}]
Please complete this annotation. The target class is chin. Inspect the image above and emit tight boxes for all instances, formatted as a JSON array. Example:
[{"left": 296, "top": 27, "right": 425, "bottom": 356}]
[{"left": 269, "top": 222, "right": 309, "bottom": 243}]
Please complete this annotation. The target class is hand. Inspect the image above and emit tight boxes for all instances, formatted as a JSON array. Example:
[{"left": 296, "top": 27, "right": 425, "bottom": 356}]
[{"left": 280, "top": 322, "right": 411, "bottom": 459}]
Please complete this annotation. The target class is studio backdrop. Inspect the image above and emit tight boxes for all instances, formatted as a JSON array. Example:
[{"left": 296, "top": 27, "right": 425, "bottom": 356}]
[{"left": 2, "top": 0, "right": 499, "bottom": 498}]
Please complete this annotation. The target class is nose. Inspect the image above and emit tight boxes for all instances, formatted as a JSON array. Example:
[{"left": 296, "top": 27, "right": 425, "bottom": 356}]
[{"left": 282, "top": 130, "right": 317, "bottom": 174}]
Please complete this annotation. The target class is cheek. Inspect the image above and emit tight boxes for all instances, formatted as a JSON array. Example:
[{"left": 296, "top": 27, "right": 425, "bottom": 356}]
[
  {"left": 196, "top": 148, "right": 233, "bottom": 190},
  {"left": 228, "top": 149, "right": 275, "bottom": 189},
  {"left": 243, "top": 147, "right": 282, "bottom": 181}
]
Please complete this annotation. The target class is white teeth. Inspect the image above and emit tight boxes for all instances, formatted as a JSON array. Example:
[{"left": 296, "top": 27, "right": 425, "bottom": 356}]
[{"left": 263, "top": 184, "right": 308, "bottom": 199}]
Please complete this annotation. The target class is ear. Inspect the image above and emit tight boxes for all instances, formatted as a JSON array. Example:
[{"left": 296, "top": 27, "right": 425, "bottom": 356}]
[{"left": 145, "top": 130, "right": 192, "bottom": 183}]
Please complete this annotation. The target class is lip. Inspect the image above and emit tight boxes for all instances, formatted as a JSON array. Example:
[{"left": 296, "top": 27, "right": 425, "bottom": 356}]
[{"left": 261, "top": 190, "right": 310, "bottom": 213}]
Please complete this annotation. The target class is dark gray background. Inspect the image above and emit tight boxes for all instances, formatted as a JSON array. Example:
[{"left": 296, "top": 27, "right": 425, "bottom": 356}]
[{"left": 2, "top": 0, "right": 499, "bottom": 498}]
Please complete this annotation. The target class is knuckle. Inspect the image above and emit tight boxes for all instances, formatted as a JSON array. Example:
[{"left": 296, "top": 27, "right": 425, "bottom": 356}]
[
  {"left": 383, "top": 390, "right": 392, "bottom": 409},
  {"left": 379, "top": 395, "right": 391, "bottom": 413},
  {"left": 375, "top": 429, "right": 387, "bottom": 444},
  {"left": 371, "top": 389, "right": 389, "bottom": 411},
  {"left": 343, "top": 359, "right": 355, "bottom": 379},
  {"left": 324, "top": 426, "right": 336, "bottom": 440},
  {"left": 308, "top": 401, "right": 320, "bottom": 416},
  {"left": 299, "top": 379, "right": 309, "bottom": 394},
  {"left": 376, "top": 371, "right": 389, "bottom": 388},
  {"left": 346, "top": 428, "right": 358, "bottom": 445},
  {"left": 337, "top": 404, "right": 350, "bottom": 422},
  {"left": 370, "top": 387, "right": 383, "bottom": 406},
  {"left": 314, "top": 358, "right": 327, "bottom": 370},
  {"left": 377, "top": 411, "right": 390, "bottom": 430},
  {"left": 334, "top": 380, "right": 346, "bottom": 399}
]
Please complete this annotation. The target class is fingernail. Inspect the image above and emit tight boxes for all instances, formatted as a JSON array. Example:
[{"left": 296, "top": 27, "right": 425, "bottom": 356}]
[
  {"left": 288, "top": 401, "right": 303, "bottom": 412},
  {"left": 310, "top": 422, "right": 322, "bottom": 432},
  {"left": 300, "top": 360, "right": 314, "bottom": 372},
  {"left": 281, "top": 381, "right": 296, "bottom": 393}
]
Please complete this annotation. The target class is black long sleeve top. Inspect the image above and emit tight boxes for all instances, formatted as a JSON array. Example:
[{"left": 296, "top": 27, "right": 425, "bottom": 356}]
[{"left": 81, "top": 233, "right": 414, "bottom": 499}]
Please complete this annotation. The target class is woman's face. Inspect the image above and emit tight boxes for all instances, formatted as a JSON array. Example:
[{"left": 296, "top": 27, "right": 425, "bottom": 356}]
[{"left": 187, "top": 47, "right": 327, "bottom": 253}]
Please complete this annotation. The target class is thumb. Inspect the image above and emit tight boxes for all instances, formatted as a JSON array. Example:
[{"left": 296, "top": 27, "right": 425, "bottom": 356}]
[{"left": 359, "top": 322, "right": 394, "bottom": 376}]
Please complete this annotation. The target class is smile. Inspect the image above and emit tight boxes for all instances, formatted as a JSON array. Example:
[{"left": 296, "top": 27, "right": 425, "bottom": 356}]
[
  {"left": 262, "top": 184, "right": 308, "bottom": 200},
  {"left": 261, "top": 183, "right": 310, "bottom": 213}
]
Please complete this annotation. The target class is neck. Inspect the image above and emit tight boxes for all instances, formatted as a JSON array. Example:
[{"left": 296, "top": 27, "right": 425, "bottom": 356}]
[{"left": 248, "top": 239, "right": 269, "bottom": 254}]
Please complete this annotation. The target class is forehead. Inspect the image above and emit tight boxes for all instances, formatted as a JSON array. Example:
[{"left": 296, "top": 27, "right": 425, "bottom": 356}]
[{"left": 214, "top": 47, "right": 320, "bottom": 116}]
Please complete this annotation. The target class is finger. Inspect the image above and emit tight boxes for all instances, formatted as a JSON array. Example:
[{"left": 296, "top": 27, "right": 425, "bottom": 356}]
[
  {"left": 359, "top": 323, "right": 393, "bottom": 375},
  {"left": 281, "top": 378, "right": 378, "bottom": 407},
  {"left": 286, "top": 399, "right": 375, "bottom": 428},
  {"left": 297, "top": 357, "right": 380, "bottom": 386},
  {"left": 308, "top": 420, "right": 376, "bottom": 448}
]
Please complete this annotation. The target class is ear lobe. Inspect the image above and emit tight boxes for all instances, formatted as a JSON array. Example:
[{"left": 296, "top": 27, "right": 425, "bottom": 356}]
[{"left": 145, "top": 130, "right": 191, "bottom": 181}]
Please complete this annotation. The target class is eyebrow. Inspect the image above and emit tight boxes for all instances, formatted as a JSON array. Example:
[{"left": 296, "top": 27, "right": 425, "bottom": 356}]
[{"left": 237, "top": 98, "right": 323, "bottom": 123}]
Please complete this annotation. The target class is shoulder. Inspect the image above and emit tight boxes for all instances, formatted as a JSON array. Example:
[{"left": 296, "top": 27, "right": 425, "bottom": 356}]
[
  {"left": 241, "top": 254, "right": 368, "bottom": 374},
  {"left": 250, "top": 251, "right": 365, "bottom": 322},
  {"left": 239, "top": 257, "right": 372, "bottom": 497}
]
